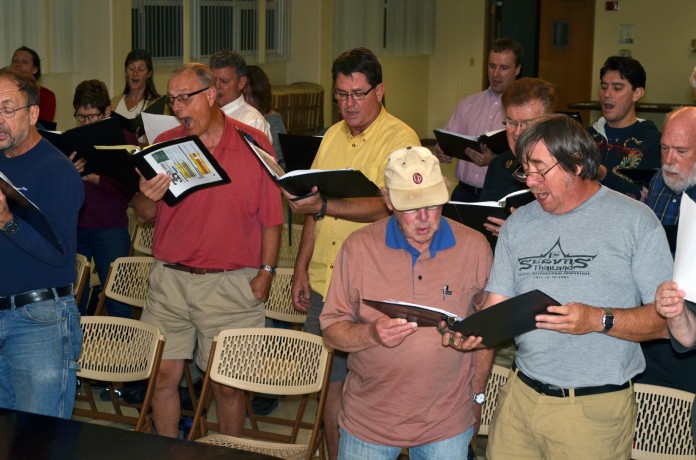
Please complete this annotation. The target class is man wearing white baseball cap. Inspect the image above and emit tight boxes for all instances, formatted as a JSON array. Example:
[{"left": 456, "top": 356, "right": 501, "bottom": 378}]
[{"left": 320, "top": 146, "right": 493, "bottom": 459}]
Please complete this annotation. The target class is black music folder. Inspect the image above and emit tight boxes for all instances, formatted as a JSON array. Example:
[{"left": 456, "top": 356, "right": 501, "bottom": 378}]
[
  {"left": 83, "top": 136, "right": 230, "bottom": 206},
  {"left": 433, "top": 128, "right": 509, "bottom": 160},
  {"left": 242, "top": 130, "right": 380, "bottom": 199},
  {"left": 442, "top": 189, "right": 535, "bottom": 247},
  {"left": 0, "top": 171, "right": 62, "bottom": 252},
  {"left": 363, "top": 289, "right": 560, "bottom": 347},
  {"left": 39, "top": 117, "right": 127, "bottom": 156},
  {"left": 76, "top": 147, "right": 140, "bottom": 195},
  {"left": 278, "top": 133, "right": 322, "bottom": 172}
]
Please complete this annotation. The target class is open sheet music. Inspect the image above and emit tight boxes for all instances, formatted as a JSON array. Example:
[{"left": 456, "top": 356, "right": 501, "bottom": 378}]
[
  {"left": 241, "top": 129, "right": 380, "bottom": 199},
  {"left": 364, "top": 289, "right": 559, "bottom": 347}
]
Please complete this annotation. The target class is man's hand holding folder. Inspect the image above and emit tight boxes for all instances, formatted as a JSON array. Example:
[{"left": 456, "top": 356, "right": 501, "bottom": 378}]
[
  {"left": 281, "top": 185, "right": 324, "bottom": 214},
  {"left": 136, "top": 169, "right": 172, "bottom": 203}
]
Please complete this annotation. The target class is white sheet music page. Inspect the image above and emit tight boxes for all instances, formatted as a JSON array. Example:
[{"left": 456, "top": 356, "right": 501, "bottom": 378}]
[{"left": 673, "top": 192, "right": 696, "bottom": 302}]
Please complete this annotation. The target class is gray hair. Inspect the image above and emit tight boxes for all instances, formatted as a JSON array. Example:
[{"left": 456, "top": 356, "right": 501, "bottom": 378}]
[{"left": 516, "top": 114, "right": 600, "bottom": 180}]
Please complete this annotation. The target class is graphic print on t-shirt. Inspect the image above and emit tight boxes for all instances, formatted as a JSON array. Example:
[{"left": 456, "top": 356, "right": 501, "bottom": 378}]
[{"left": 517, "top": 238, "right": 597, "bottom": 280}]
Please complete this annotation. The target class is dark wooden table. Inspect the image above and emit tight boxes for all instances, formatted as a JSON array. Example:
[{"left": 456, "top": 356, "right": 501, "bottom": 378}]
[{"left": 0, "top": 408, "right": 277, "bottom": 460}]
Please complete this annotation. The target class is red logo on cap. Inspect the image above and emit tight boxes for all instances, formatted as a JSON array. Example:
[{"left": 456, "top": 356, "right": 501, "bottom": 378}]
[{"left": 413, "top": 173, "right": 423, "bottom": 184}]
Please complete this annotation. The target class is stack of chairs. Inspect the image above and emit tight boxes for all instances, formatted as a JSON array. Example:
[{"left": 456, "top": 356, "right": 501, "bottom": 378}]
[{"left": 272, "top": 82, "right": 324, "bottom": 136}]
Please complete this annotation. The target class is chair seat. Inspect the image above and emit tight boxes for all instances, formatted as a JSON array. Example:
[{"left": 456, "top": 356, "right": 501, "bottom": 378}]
[{"left": 197, "top": 434, "right": 308, "bottom": 460}]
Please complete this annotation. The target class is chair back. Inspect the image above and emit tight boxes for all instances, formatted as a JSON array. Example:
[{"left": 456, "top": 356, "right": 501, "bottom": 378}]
[
  {"left": 73, "top": 253, "right": 91, "bottom": 306},
  {"left": 130, "top": 221, "right": 155, "bottom": 256},
  {"left": 265, "top": 268, "right": 307, "bottom": 324},
  {"left": 189, "top": 327, "right": 333, "bottom": 459},
  {"left": 478, "top": 364, "right": 510, "bottom": 436},
  {"left": 633, "top": 383, "right": 696, "bottom": 460},
  {"left": 73, "top": 316, "right": 165, "bottom": 432},
  {"left": 211, "top": 328, "right": 329, "bottom": 395},
  {"left": 278, "top": 223, "right": 303, "bottom": 267},
  {"left": 94, "top": 256, "right": 154, "bottom": 315}
]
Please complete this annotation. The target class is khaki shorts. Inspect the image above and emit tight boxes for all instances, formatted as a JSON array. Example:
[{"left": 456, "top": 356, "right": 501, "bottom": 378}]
[
  {"left": 487, "top": 370, "right": 636, "bottom": 460},
  {"left": 141, "top": 261, "right": 265, "bottom": 369}
]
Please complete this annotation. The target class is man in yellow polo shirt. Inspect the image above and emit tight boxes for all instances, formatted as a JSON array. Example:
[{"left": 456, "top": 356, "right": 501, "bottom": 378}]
[{"left": 282, "top": 47, "right": 420, "bottom": 460}]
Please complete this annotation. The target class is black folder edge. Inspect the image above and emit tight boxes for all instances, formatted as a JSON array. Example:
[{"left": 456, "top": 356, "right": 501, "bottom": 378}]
[
  {"left": 241, "top": 129, "right": 380, "bottom": 199},
  {"left": 364, "top": 289, "right": 559, "bottom": 347},
  {"left": 76, "top": 148, "right": 140, "bottom": 196},
  {"left": 433, "top": 129, "right": 482, "bottom": 160},
  {"left": 0, "top": 176, "right": 62, "bottom": 252},
  {"left": 39, "top": 117, "right": 127, "bottom": 157},
  {"left": 616, "top": 168, "right": 659, "bottom": 187},
  {"left": 442, "top": 202, "right": 509, "bottom": 248},
  {"left": 133, "top": 135, "right": 231, "bottom": 206},
  {"left": 277, "top": 133, "right": 322, "bottom": 172},
  {"left": 449, "top": 290, "right": 560, "bottom": 347}
]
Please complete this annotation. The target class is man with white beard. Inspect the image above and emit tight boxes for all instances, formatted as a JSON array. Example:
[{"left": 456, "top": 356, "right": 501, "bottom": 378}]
[
  {"left": 647, "top": 107, "right": 696, "bottom": 218},
  {"left": 637, "top": 106, "right": 696, "bottom": 427}
]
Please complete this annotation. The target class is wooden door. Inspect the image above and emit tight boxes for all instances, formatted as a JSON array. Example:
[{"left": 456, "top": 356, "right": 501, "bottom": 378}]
[{"left": 537, "top": 0, "right": 595, "bottom": 127}]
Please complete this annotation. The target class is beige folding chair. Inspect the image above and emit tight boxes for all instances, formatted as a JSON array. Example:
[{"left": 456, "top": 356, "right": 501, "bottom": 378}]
[
  {"left": 478, "top": 364, "right": 510, "bottom": 436},
  {"left": 91, "top": 256, "right": 199, "bottom": 415},
  {"left": 73, "top": 253, "right": 91, "bottom": 306},
  {"left": 93, "top": 256, "right": 153, "bottom": 317},
  {"left": 189, "top": 328, "right": 333, "bottom": 460},
  {"left": 633, "top": 383, "right": 696, "bottom": 460},
  {"left": 72, "top": 316, "right": 165, "bottom": 432},
  {"left": 265, "top": 268, "right": 307, "bottom": 325},
  {"left": 129, "top": 221, "right": 155, "bottom": 256},
  {"left": 278, "top": 223, "right": 303, "bottom": 268}
]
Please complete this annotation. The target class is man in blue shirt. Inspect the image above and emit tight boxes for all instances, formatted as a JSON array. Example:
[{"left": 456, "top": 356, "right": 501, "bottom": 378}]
[
  {"left": 0, "top": 68, "right": 84, "bottom": 418},
  {"left": 639, "top": 106, "right": 696, "bottom": 413}
]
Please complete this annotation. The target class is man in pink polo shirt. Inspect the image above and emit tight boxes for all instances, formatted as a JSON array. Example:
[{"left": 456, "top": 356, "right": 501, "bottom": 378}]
[
  {"left": 434, "top": 37, "right": 523, "bottom": 202},
  {"left": 321, "top": 146, "right": 493, "bottom": 459}
]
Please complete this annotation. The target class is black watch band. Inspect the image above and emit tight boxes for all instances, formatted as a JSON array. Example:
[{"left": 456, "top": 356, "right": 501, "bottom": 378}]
[
  {"left": 1, "top": 218, "right": 19, "bottom": 235},
  {"left": 313, "top": 196, "right": 328, "bottom": 221},
  {"left": 601, "top": 307, "right": 614, "bottom": 334}
]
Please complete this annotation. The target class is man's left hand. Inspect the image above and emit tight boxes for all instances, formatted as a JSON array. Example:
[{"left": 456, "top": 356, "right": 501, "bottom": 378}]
[{"left": 536, "top": 303, "right": 602, "bottom": 335}]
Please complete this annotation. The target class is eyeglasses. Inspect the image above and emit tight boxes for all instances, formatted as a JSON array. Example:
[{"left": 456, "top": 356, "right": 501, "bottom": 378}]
[
  {"left": 513, "top": 162, "right": 559, "bottom": 183},
  {"left": 74, "top": 111, "right": 104, "bottom": 123},
  {"left": 400, "top": 205, "right": 442, "bottom": 215},
  {"left": 502, "top": 119, "right": 534, "bottom": 131},
  {"left": 166, "top": 87, "right": 210, "bottom": 107},
  {"left": 0, "top": 104, "right": 33, "bottom": 119},
  {"left": 333, "top": 86, "right": 375, "bottom": 101}
]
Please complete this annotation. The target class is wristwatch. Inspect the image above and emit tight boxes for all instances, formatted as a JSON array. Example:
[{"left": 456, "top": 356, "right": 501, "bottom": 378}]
[
  {"left": 1, "top": 218, "right": 19, "bottom": 235},
  {"left": 601, "top": 307, "right": 615, "bottom": 334},
  {"left": 313, "top": 196, "right": 328, "bottom": 221},
  {"left": 472, "top": 393, "right": 485, "bottom": 405},
  {"left": 260, "top": 265, "right": 276, "bottom": 276}
]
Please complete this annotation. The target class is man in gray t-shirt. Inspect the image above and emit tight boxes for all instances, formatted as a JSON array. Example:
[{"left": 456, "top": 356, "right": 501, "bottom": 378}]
[{"left": 443, "top": 114, "right": 673, "bottom": 460}]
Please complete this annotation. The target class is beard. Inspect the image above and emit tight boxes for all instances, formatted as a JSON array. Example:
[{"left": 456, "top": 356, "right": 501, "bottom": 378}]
[{"left": 663, "top": 163, "right": 696, "bottom": 194}]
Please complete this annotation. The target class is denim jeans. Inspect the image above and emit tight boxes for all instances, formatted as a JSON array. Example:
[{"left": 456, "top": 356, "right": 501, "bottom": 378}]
[
  {"left": 0, "top": 292, "right": 82, "bottom": 418},
  {"left": 77, "top": 226, "right": 132, "bottom": 317},
  {"left": 339, "top": 426, "right": 473, "bottom": 460}
]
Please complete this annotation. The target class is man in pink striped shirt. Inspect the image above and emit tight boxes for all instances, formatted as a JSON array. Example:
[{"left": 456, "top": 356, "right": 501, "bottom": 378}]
[{"left": 434, "top": 37, "right": 523, "bottom": 202}]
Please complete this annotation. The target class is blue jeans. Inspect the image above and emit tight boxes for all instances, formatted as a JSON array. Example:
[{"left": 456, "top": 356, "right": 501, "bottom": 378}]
[
  {"left": 0, "top": 292, "right": 83, "bottom": 418},
  {"left": 339, "top": 426, "right": 473, "bottom": 460},
  {"left": 77, "top": 226, "right": 132, "bottom": 317}
]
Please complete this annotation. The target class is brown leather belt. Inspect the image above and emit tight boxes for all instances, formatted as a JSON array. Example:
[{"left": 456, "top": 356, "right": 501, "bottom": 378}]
[
  {"left": 0, "top": 286, "right": 73, "bottom": 310},
  {"left": 163, "top": 263, "right": 228, "bottom": 275}
]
